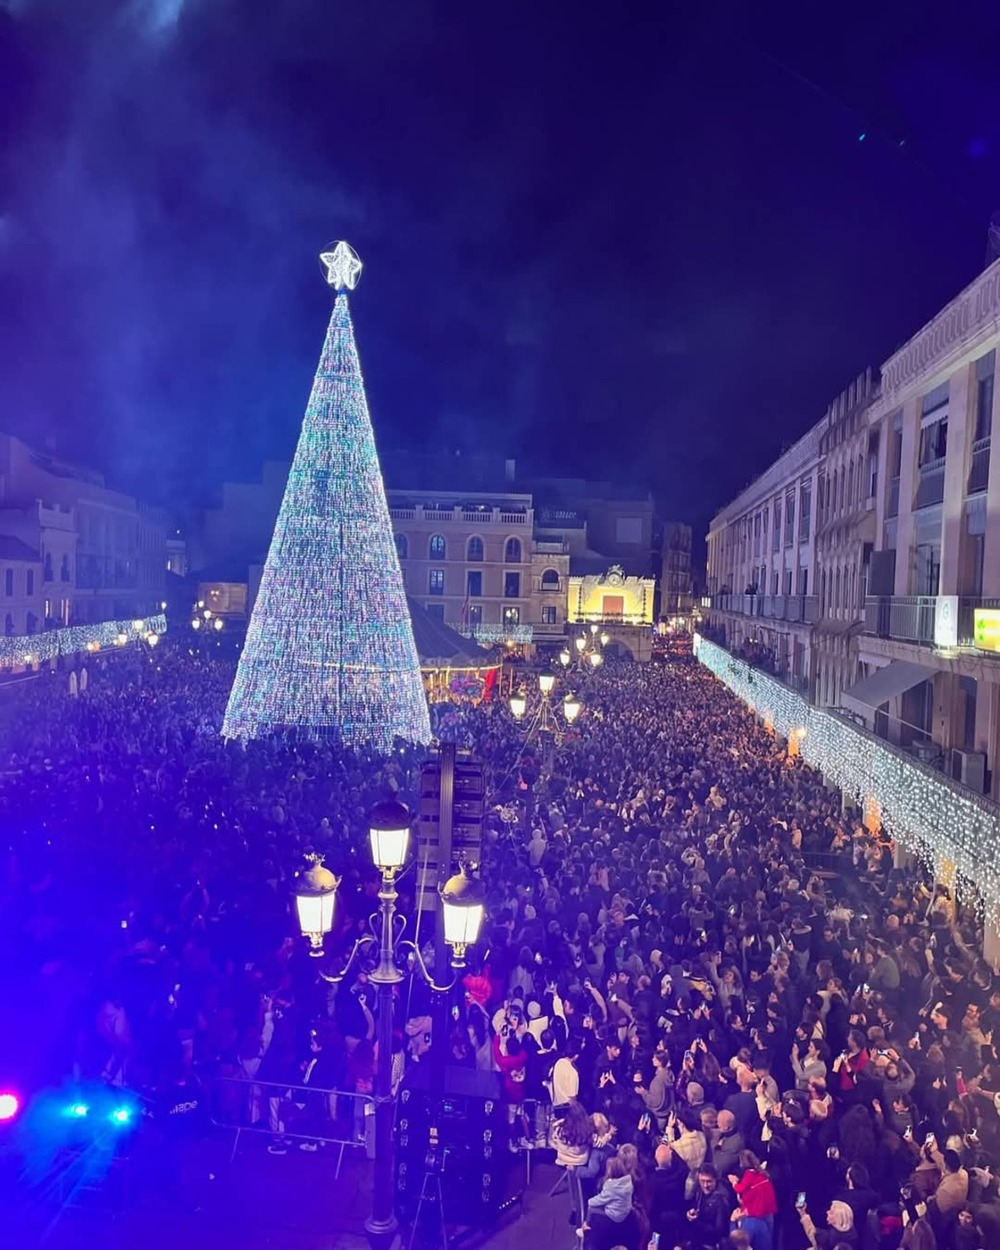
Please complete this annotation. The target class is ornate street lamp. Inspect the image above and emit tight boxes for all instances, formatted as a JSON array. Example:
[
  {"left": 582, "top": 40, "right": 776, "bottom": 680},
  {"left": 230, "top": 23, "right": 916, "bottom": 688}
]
[
  {"left": 509, "top": 689, "right": 527, "bottom": 720},
  {"left": 293, "top": 798, "right": 485, "bottom": 1250},
  {"left": 563, "top": 693, "right": 581, "bottom": 724},
  {"left": 538, "top": 670, "right": 556, "bottom": 697},
  {"left": 439, "top": 865, "right": 485, "bottom": 967},
  {"left": 294, "top": 856, "right": 340, "bottom": 956},
  {"left": 559, "top": 647, "right": 571, "bottom": 667}
]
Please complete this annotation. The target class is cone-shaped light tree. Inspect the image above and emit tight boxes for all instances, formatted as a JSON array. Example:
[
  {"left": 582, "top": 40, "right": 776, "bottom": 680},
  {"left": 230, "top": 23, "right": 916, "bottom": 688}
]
[{"left": 222, "top": 243, "right": 431, "bottom": 750}]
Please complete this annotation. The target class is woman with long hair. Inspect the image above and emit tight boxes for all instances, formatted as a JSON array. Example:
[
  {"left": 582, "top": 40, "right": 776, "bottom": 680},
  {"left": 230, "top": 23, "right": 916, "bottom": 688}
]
[{"left": 552, "top": 1098, "right": 593, "bottom": 1224}]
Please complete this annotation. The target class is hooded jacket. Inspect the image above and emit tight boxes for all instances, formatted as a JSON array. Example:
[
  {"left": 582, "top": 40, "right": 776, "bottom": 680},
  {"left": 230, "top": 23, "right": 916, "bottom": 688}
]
[{"left": 587, "top": 1173, "right": 634, "bottom": 1222}]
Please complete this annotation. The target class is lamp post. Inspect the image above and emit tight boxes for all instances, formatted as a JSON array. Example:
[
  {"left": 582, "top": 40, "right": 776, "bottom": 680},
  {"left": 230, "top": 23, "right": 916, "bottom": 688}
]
[
  {"left": 508, "top": 675, "right": 582, "bottom": 831},
  {"left": 293, "top": 800, "right": 485, "bottom": 1250}
]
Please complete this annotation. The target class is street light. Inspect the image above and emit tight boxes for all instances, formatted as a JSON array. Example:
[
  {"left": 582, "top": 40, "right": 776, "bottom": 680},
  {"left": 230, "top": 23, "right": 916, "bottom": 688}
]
[
  {"left": 600, "top": 631, "right": 610, "bottom": 647},
  {"left": 563, "top": 693, "right": 581, "bottom": 724},
  {"left": 294, "top": 857, "right": 340, "bottom": 956},
  {"left": 440, "top": 865, "right": 485, "bottom": 965},
  {"left": 589, "top": 650, "right": 604, "bottom": 668},
  {"left": 191, "top": 618, "right": 202, "bottom": 631},
  {"left": 509, "top": 689, "right": 527, "bottom": 720},
  {"left": 574, "top": 635, "right": 586, "bottom": 653},
  {"left": 213, "top": 617, "right": 224, "bottom": 632},
  {"left": 559, "top": 647, "right": 571, "bottom": 667},
  {"left": 293, "top": 799, "right": 485, "bottom": 1250},
  {"left": 538, "top": 670, "right": 556, "bottom": 697},
  {"left": 368, "top": 798, "right": 411, "bottom": 873}
]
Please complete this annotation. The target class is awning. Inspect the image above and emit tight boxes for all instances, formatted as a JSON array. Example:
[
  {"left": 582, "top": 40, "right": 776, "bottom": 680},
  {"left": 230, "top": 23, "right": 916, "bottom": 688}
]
[{"left": 841, "top": 660, "right": 934, "bottom": 718}]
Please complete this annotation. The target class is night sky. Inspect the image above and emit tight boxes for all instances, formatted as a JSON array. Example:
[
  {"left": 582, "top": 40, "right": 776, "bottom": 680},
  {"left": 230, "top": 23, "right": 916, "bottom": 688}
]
[{"left": 1, "top": 1, "right": 999, "bottom": 554}]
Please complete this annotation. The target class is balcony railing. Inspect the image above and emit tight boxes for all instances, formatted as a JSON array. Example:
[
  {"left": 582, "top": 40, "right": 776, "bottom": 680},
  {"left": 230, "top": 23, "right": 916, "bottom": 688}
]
[
  {"left": 865, "top": 595, "right": 1000, "bottom": 649},
  {"left": 386, "top": 504, "right": 532, "bottom": 526},
  {"left": 864, "top": 596, "right": 936, "bottom": 645},
  {"left": 968, "top": 437, "right": 991, "bottom": 495},
  {"left": 707, "top": 593, "right": 818, "bottom": 624},
  {"left": 914, "top": 459, "right": 946, "bottom": 510}
]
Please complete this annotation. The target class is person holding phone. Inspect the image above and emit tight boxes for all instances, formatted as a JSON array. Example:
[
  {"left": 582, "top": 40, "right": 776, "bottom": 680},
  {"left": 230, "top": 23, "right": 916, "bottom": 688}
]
[{"left": 798, "top": 1197, "right": 856, "bottom": 1248}]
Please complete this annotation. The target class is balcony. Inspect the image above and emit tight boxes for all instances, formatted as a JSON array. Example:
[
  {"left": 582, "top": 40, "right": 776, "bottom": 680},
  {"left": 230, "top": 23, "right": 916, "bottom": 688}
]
[
  {"left": 864, "top": 596, "right": 936, "bottom": 645},
  {"left": 707, "top": 593, "right": 818, "bottom": 624},
  {"left": 864, "top": 595, "right": 1000, "bottom": 649}
]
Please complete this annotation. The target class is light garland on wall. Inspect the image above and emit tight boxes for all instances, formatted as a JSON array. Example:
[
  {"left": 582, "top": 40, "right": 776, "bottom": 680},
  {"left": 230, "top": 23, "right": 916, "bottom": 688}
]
[
  {"left": 0, "top": 613, "right": 166, "bottom": 668},
  {"left": 222, "top": 246, "right": 431, "bottom": 752},
  {"left": 460, "top": 623, "right": 534, "bottom": 645},
  {"left": 695, "top": 634, "right": 1000, "bottom": 940}
]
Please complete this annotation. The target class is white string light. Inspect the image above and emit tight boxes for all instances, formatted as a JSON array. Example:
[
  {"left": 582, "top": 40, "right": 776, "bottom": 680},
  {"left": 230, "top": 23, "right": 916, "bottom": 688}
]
[
  {"left": 695, "top": 634, "right": 1000, "bottom": 940},
  {"left": 0, "top": 614, "right": 166, "bottom": 667}
]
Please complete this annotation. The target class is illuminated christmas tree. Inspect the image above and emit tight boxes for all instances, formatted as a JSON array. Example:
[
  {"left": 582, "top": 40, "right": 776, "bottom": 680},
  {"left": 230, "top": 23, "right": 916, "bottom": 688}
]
[{"left": 222, "top": 242, "right": 431, "bottom": 750}]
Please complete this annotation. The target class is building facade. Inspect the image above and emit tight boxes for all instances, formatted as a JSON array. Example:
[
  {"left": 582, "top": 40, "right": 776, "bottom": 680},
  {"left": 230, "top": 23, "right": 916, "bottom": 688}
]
[
  {"left": 705, "top": 422, "right": 823, "bottom": 692},
  {"left": 848, "top": 257, "right": 1000, "bottom": 795},
  {"left": 0, "top": 434, "right": 166, "bottom": 629},
  {"left": 813, "top": 371, "right": 879, "bottom": 709},
  {"left": 660, "top": 521, "right": 693, "bottom": 617}
]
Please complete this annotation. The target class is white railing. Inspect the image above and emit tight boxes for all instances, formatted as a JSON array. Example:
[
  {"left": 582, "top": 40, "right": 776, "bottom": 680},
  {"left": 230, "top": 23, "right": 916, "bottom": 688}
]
[
  {"left": 388, "top": 508, "right": 415, "bottom": 521},
  {"left": 499, "top": 512, "right": 529, "bottom": 525}
]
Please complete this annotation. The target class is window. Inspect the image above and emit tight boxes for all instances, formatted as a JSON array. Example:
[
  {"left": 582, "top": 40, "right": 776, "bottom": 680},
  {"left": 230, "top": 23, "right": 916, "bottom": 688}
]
[
  {"left": 772, "top": 500, "right": 781, "bottom": 552},
  {"left": 541, "top": 605, "right": 557, "bottom": 625},
  {"left": 466, "top": 570, "right": 482, "bottom": 598},
  {"left": 394, "top": 533, "right": 408, "bottom": 560},
  {"left": 918, "top": 418, "right": 948, "bottom": 467},
  {"left": 26, "top": 570, "right": 33, "bottom": 595},
  {"left": 799, "top": 567, "right": 808, "bottom": 596},
  {"left": 504, "top": 537, "right": 522, "bottom": 563},
  {"left": 468, "top": 604, "right": 482, "bottom": 626},
  {"left": 771, "top": 571, "right": 778, "bottom": 595},
  {"left": 429, "top": 534, "right": 446, "bottom": 560},
  {"left": 26, "top": 612, "right": 37, "bottom": 634},
  {"left": 60, "top": 554, "right": 70, "bottom": 582},
  {"left": 540, "top": 568, "right": 560, "bottom": 591},
  {"left": 504, "top": 571, "right": 520, "bottom": 598},
  {"left": 975, "top": 352, "right": 995, "bottom": 443},
  {"left": 3, "top": 570, "right": 11, "bottom": 596},
  {"left": 43, "top": 552, "right": 53, "bottom": 581},
  {"left": 615, "top": 517, "right": 642, "bottom": 544},
  {"left": 799, "top": 483, "right": 811, "bottom": 540},
  {"left": 466, "top": 535, "right": 484, "bottom": 561},
  {"left": 502, "top": 605, "right": 520, "bottom": 627},
  {"left": 3, "top": 614, "right": 11, "bottom": 637},
  {"left": 428, "top": 568, "right": 445, "bottom": 596},
  {"left": 784, "top": 570, "right": 793, "bottom": 596},
  {"left": 426, "top": 602, "right": 446, "bottom": 621},
  {"left": 43, "top": 599, "right": 51, "bottom": 620}
]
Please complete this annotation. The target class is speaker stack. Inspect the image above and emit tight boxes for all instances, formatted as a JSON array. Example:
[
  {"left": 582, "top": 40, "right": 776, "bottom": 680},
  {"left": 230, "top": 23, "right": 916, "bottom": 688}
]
[{"left": 395, "top": 1067, "right": 511, "bottom": 1227}]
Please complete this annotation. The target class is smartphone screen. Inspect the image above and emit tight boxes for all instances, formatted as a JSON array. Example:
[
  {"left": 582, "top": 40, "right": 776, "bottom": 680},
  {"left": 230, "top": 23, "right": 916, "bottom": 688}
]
[{"left": 796, "top": 1192, "right": 806, "bottom": 1209}]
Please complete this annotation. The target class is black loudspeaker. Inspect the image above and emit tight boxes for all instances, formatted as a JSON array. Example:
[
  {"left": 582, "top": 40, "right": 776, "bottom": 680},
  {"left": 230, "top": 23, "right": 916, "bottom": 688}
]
[{"left": 395, "top": 1066, "right": 511, "bottom": 1226}]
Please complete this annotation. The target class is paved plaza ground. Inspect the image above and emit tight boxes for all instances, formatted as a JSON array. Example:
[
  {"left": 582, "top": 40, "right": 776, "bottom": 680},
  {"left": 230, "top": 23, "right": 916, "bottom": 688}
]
[{"left": 12, "top": 1129, "right": 574, "bottom": 1250}]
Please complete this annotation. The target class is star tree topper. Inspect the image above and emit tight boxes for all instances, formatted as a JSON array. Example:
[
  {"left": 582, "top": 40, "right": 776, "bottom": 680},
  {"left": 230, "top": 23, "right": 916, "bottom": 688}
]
[{"left": 320, "top": 241, "right": 363, "bottom": 291}]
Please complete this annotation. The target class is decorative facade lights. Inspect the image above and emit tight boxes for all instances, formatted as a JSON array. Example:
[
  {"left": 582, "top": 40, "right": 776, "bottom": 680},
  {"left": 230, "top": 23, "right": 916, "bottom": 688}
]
[
  {"left": 695, "top": 635, "right": 1000, "bottom": 939},
  {"left": 222, "top": 244, "right": 431, "bottom": 751},
  {"left": 0, "top": 615, "right": 166, "bottom": 669}
]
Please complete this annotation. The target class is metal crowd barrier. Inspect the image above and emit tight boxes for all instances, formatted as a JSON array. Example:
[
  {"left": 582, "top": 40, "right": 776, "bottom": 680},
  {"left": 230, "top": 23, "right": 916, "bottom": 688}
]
[{"left": 207, "top": 1075, "right": 375, "bottom": 1177}]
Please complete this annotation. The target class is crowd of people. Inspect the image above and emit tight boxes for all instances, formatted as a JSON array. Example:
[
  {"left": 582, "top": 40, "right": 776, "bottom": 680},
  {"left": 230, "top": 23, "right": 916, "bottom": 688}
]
[{"left": 1, "top": 641, "right": 999, "bottom": 1250}]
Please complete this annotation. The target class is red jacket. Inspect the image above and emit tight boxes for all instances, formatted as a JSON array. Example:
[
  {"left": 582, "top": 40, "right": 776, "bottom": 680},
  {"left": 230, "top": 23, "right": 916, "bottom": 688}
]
[
  {"left": 492, "top": 1035, "right": 527, "bottom": 1103},
  {"left": 734, "top": 1169, "right": 777, "bottom": 1218}
]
